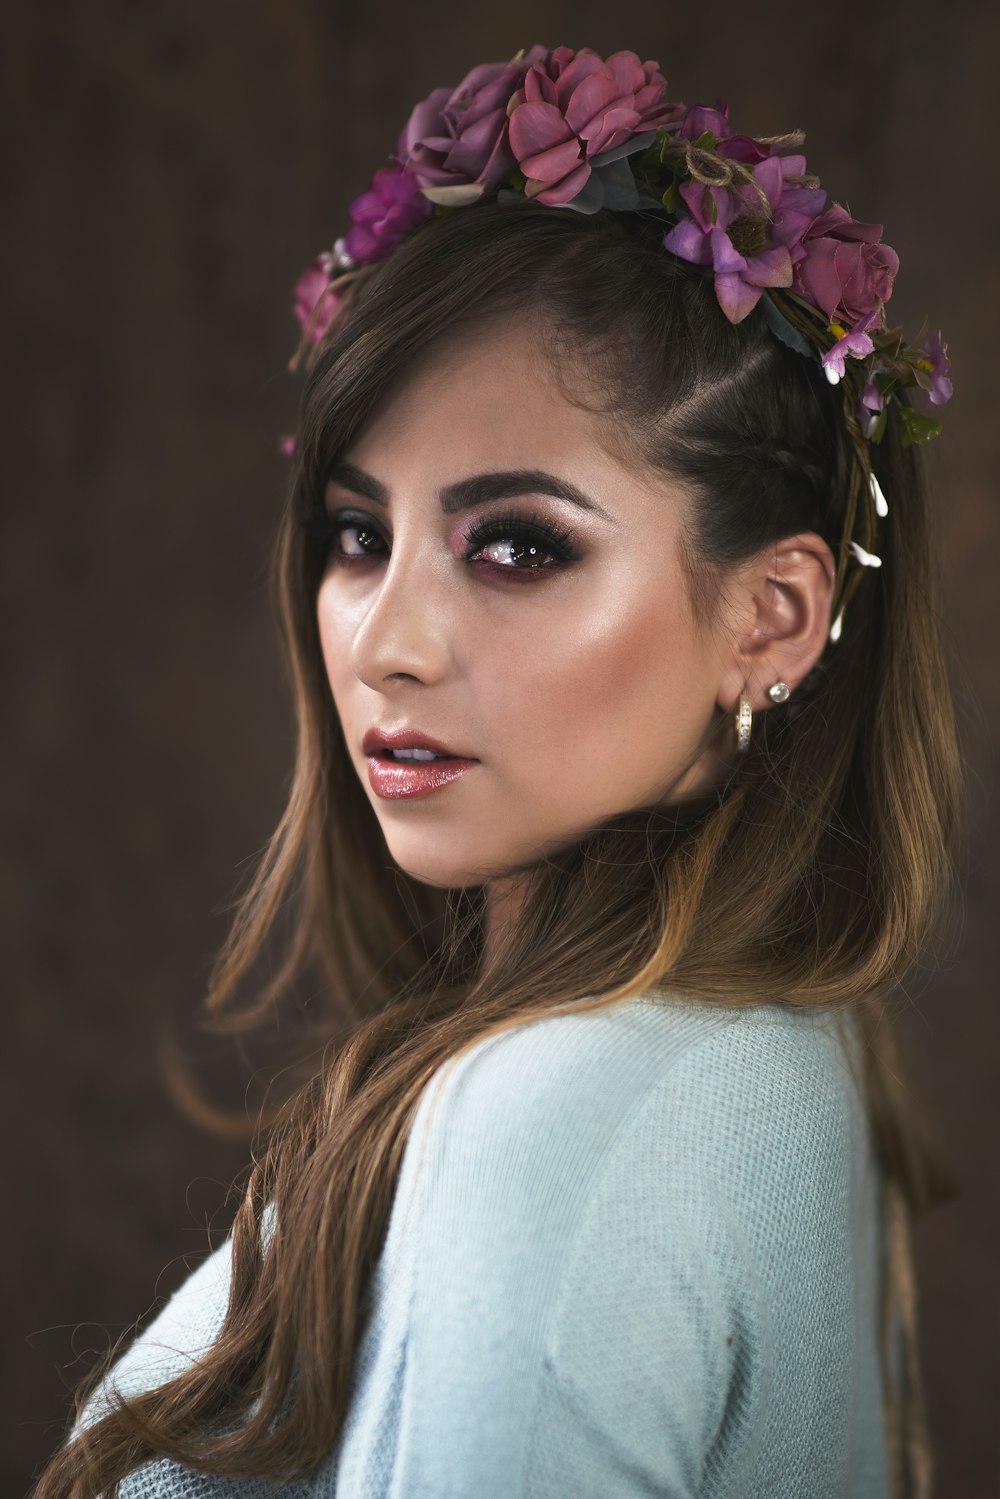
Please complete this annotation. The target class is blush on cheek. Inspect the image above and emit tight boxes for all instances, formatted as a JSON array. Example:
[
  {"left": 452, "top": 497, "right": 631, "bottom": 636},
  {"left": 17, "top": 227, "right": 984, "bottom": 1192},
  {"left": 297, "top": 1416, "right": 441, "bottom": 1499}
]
[
  {"left": 557, "top": 590, "right": 694, "bottom": 717},
  {"left": 507, "top": 587, "right": 709, "bottom": 807}
]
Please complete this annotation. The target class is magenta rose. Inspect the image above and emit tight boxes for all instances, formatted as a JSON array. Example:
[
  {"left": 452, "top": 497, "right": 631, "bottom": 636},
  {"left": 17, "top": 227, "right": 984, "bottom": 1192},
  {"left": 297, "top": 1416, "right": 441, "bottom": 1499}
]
[
  {"left": 342, "top": 161, "right": 433, "bottom": 264},
  {"left": 396, "top": 48, "right": 548, "bottom": 199},
  {"left": 507, "top": 46, "right": 683, "bottom": 206},
  {"left": 793, "top": 202, "right": 899, "bottom": 326}
]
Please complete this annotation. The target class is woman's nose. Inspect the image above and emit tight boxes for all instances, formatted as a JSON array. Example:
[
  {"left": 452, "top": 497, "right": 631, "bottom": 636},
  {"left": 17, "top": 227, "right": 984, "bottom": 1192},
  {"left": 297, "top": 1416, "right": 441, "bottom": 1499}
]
[{"left": 348, "top": 536, "right": 454, "bottom": 690}]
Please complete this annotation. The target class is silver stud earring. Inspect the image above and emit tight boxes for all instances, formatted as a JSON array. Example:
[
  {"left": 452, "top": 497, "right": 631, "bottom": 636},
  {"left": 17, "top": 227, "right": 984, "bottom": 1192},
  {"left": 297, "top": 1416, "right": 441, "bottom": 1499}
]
[{"left": 767, "top": 681, "right": 791, "bottom": 703}]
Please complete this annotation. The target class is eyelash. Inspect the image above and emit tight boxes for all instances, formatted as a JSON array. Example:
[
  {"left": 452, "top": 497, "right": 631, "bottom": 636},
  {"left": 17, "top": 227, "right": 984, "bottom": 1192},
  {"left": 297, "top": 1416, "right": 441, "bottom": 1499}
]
[{"left": 297, "top": 502, "right": 579, "bottom": 579}]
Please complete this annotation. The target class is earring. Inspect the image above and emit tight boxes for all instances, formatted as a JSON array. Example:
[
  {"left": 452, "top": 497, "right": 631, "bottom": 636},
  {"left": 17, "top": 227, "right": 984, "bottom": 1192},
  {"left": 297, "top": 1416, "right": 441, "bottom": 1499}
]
[
  {"left": 734, "top": 688, "right": 752, "bottom": 753},
  {"left": 767, "top": 681, "right": 791, "bottom": 703}
]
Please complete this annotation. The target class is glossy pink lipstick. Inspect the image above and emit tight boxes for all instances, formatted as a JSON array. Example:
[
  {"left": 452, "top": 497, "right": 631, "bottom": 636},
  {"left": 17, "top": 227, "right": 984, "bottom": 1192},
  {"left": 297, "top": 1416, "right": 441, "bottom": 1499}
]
[{"left": 363, "top": 726, "right": 479, "bottom": 800}]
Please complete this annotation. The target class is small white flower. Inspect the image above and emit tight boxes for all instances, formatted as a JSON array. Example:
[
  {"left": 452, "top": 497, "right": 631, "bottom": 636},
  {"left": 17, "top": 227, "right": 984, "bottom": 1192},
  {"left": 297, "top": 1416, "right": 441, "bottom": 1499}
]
[
  {"left": 824, "top": 363, "right": 842, "bottom": 386},
  {"left": 850, "top": 540, "right": 883, "bottom": 568},
  {"left": 869, "top": 473, "right": 888, "bottom": 517},
  {"left": 829, "top": 606, "right": 845, "bottom": 642},
  {"left": 332, "top": 237, "right": 356, "bottom": 270}
]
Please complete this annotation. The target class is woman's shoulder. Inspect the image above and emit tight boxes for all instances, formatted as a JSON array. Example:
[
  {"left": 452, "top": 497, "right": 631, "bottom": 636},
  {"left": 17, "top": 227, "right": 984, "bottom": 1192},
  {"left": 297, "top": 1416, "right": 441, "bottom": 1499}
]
[
  {"left": 376, "top": 992, "right": 875, "bottom": 1321},
  {"left": 409, "top": 993, "right": 868, "bottom": 1195}
]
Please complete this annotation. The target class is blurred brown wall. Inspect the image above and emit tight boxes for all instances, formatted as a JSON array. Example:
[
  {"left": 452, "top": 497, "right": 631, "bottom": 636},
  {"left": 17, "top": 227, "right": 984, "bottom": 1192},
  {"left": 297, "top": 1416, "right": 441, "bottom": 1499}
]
[{"left": 5, "top": 3, "right": 997, "bottom": 1494}]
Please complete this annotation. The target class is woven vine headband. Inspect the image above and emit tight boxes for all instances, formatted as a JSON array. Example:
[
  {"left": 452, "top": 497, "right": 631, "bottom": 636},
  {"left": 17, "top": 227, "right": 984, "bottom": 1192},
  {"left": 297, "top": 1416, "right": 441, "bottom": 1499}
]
[{"left": 284, "top": 44, "right": 953, "bottom": 642}]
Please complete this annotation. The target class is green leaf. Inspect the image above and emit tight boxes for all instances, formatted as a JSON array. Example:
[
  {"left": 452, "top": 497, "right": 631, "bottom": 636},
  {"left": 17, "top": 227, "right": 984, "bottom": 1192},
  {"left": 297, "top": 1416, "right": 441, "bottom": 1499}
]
[
  {"left": 759, "top": 293, "right": 813, "bottom": 356},
  {"left": 692, "top": 130, "right": 718, "bottom": 151},
  {"left": 661, "top": 184, "right": 680, "bottom": 214},
  {"left": 898, "top": 406, "right": 942, "bottom": 446}
]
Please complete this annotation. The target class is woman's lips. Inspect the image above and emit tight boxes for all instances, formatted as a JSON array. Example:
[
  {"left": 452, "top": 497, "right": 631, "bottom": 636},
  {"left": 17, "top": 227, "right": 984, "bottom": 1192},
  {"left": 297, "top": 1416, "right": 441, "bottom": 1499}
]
[{"left": 366, "top": 753, "right": 479, "bottom": 800}]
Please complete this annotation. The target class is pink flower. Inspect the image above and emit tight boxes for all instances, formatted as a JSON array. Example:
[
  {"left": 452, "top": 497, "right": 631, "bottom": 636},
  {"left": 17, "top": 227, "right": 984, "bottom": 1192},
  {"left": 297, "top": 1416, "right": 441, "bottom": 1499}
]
[
  {"left": 859, "top": 379, "right": 885, "bottom": 437},
  {"left": 793, "top": 203, "right": 899, "bottom": 326},
  {"left": 679, "top": 101, "right": 731, "bottom": 142},
  {"left": 293, "top": 252, "right": 342, "bottom": 346},
  {"left": 663, "top": 155, "right": 826, "bottom": 323},
  {"left": 678, "top": 101, "right": 788, "bottom": 166},
  {"left": 342, "top": 161, "right": 433, "bottom": 264},
  {"left": 507, "top": 46, "right": 683, "bottom": 206},
  {"left": 821, "top": 312, "right": 879, "bottom": 383},
  {"left": 396, "top": 48, "right": 549, "bottom": 200},
  {"left": 917, "top": 330, "right": 953, "bottom": 406}
]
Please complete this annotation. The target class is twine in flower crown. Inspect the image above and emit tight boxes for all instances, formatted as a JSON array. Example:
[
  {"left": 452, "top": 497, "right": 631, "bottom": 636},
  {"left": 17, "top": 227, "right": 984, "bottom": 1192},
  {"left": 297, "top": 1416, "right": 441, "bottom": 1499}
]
[{"left": 668, "top": 129, "right": 821, "bottom": 210}]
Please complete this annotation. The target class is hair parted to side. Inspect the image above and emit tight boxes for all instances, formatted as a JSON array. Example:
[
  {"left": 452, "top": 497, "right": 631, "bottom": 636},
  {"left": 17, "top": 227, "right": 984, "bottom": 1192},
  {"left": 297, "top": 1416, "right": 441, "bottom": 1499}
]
[{"left": 36, "top": 200, "right": 961, "bottom": 1499}]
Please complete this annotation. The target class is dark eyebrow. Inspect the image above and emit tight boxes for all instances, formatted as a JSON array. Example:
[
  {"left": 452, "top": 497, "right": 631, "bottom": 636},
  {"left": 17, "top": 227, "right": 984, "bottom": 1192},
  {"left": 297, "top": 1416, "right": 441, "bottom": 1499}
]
[{"left": 326, "top": 460, "right": 613, "bottom": 522}]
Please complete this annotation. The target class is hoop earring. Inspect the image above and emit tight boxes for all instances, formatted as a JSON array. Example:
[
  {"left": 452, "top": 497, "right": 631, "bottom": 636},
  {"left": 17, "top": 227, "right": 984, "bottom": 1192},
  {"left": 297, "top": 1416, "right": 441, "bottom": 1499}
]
[{"left": 734, "top": 688, "right": 753, "bottom": 753}]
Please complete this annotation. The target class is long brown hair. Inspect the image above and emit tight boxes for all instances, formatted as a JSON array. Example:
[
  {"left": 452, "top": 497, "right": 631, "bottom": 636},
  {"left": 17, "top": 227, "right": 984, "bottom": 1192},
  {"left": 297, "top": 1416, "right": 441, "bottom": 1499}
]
[{"left": 35, "top": 201, "right": 962, "bottom": 1498}]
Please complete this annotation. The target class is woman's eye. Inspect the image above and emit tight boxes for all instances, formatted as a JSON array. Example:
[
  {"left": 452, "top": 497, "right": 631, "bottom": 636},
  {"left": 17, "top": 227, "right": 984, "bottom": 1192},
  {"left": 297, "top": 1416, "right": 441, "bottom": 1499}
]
[
  {"left": 470, "top": 536, "right": 558, "bottom": 570},
  {"left": 463, "top": 511, "right": 577, "bottom": 576},
  {"left": 335, "top": 520, "right": 387, "bottom": 559},
  {"left": 298, "top": 505, "right": 387, "bottom": 562}
]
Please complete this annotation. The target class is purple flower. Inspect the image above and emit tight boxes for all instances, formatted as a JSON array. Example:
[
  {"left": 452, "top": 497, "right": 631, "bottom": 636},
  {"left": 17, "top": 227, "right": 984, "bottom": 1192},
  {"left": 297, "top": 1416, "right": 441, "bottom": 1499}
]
[
  {"left": 793, "top": 203, "right": 899, "bottom": 326},
  {"left": 293, "top": 252, "right": 341, "bottom": 345},
  {"left": 821, "top": 313, "right": 878, "bottom": 383},
  {"left": 507, "top": 46, "right": 683, "bottom": 207},
  {"left": 917, "top": 329, "right": 953, "bottom": 406},
  {"left": 859, "top": 378, "right": 885, "bottom": 437},
  {"left": 679, "top": 100, "right": 731, "bottom": 141},
  {"left": 396, "top": 48, "right": 548, "bottom": 202},
  {"left": 663, "top": 154, "right": 826, "bottom": 323},
  {"left": 678, "top": 100, "right": 776, "bottom": 165},
  {"left": 342, "top": 161, "right": 433, "bottom": 265}
]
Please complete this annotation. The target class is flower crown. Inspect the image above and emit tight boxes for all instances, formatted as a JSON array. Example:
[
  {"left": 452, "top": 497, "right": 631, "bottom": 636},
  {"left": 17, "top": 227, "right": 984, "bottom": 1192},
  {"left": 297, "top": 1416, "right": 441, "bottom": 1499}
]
[{"left": 286, "top": 44, "right": 952, "bottom": 641}]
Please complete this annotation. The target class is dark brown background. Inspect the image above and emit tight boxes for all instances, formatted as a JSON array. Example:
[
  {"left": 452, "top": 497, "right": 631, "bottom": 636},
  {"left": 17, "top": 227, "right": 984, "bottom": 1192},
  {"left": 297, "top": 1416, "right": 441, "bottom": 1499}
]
[{"left": 5, "top": 3, "right": 996, "bottom": 1494}]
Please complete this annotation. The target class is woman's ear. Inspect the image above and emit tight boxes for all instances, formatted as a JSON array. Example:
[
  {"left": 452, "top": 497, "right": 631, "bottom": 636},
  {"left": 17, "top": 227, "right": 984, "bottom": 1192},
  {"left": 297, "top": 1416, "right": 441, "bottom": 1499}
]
[{"left": 715, "top": 531, "right": 836, "bottom": 714}]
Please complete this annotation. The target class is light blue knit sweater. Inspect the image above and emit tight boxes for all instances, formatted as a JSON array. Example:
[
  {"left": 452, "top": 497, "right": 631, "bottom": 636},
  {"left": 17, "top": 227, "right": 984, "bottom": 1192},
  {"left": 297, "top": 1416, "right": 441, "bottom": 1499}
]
[{"left": 75, "top": 994, "right": 890, "bottom": 1496}]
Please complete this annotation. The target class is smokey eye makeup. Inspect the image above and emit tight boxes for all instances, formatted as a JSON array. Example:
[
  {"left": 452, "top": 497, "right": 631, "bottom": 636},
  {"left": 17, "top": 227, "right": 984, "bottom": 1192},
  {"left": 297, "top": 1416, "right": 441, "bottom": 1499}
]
[{"left": 297, "top": 500, "right": 582, "bottom": 580}]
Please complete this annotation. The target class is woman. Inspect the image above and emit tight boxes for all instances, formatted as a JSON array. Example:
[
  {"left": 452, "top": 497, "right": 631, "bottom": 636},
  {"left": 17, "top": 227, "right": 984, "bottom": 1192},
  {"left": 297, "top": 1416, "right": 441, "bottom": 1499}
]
[{"left": 36, "top": 44, "right": 959, "bottom": 1499}]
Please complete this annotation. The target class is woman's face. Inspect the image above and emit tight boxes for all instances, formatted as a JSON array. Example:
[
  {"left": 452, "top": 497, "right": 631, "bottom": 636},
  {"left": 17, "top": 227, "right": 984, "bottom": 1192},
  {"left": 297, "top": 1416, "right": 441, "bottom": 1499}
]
[{"left": 315, "top": 320, "right": 737, "bottom": 891}]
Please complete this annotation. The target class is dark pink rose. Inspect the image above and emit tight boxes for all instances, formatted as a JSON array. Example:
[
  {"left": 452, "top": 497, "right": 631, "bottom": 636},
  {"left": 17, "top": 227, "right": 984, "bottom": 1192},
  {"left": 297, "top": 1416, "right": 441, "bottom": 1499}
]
[
  {"left": 793, "top": 202, "right": 899, "bottom": 326},
  {"left": 343, "top": 162, "right": 433, "bottom": 264},
  {"left": 396, "top": 48, "right": 549, "bottom": 197},
  {"left": 507, "top": 46, "right": 683, "bottom": 206}
]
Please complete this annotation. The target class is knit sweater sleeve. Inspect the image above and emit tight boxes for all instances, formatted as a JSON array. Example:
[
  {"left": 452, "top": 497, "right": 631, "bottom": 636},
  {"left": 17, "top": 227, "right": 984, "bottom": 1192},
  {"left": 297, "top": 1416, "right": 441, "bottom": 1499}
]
[{"left": 338, "top": 1001, "right": 753, "bottom": 1499}]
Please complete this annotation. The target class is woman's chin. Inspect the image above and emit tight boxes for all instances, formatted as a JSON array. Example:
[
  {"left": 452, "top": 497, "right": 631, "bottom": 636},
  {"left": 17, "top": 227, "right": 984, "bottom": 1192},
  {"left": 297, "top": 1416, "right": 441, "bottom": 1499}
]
[
  {"left": 382, "top": 840, "right": 490, "bottom": 892},
  {"left": 381, "top": 832, "right": 527, "bottom": 893}
]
